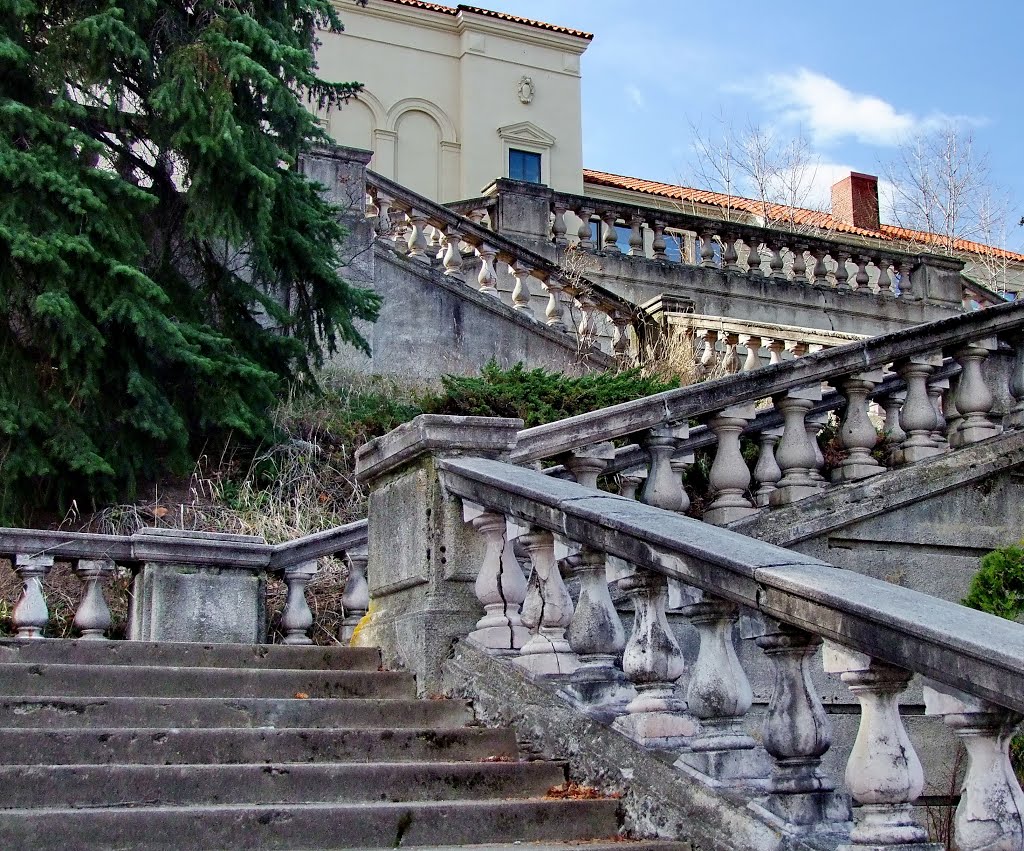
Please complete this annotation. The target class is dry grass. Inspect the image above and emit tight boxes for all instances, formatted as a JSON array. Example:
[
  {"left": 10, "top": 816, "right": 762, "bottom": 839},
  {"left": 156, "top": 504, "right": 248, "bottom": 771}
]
[
  {"left": 637, "top": 325, "right": 734, "bottom": 387},
  {"left": 0, "top": 371, "right": 426, "bottom": 644}
]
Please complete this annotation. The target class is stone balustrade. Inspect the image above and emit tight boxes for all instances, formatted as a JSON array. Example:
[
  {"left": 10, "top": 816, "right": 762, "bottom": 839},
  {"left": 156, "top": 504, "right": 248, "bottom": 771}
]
[
  {"left": 0, "top": 520, "right": 367, "bottom": 644},
  {"left": 543, "top": 189, "right": 917, "bottom": 300},
  {"left": 366, "top": 172, "right": 639, "bottom": 358},
  {"left": 499, "top": 299, "right": 1024, "bottom": 527},
  {"left": 430, "top": 452, "right": 1024, "bottom": 849}
]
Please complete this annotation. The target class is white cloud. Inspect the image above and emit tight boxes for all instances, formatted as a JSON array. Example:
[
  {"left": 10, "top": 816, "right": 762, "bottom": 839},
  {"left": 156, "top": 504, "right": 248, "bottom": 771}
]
[
  {"left": 758, "top": 69, "right": 916, "bottom": 146},
  {"left": 625, "top": 84, "right": 646, "bottom": 111}
]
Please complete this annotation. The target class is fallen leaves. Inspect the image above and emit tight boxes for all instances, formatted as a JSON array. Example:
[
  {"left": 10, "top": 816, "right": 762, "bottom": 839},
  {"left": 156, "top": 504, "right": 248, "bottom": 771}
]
[
  {"left": 545, "top": 782, "right": 622, "bottom": 800},
  {"left": 293, "top": 692, "right": 310, "bottom": 699}
]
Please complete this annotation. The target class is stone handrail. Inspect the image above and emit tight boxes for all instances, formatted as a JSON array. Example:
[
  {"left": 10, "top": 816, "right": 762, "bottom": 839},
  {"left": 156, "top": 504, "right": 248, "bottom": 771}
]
[
  {"left": 0, "top": 522, "right": 368, "bottom": 644},
  {"left": 436, "top": 452, "right": 1024, "bottom": 847},
  {"left": 365, "top": 170, "right": 641, "bottom": 357},
  {"left": 512, "top": 297, "right": 1024, "bottom": 464}
]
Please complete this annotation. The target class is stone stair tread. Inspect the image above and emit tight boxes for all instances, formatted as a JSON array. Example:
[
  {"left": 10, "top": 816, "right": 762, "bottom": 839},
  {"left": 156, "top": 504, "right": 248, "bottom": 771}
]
[
  {"left": 393, "top": 844, "right": 691, "bottom": 850},
  {"left": 0, "top": 661, "right": 415, "bottom": 699},
  {"left": 0, "top": 695, "right": 473, "bottom": 728},
  {"left": 0, "top": 639, "right": 381, "bottom": 670},
  {"left": 0, "top": 798, "right": 623, "bottom": 850},
  {"left": 0, "top": 760, "right": 568, "bottom": 807},
  {"left": 0, "top": 725, "right": 520, "bottom": 765}
]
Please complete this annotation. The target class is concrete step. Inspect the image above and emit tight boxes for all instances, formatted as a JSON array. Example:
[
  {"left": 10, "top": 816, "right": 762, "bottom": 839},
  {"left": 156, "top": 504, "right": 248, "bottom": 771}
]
[
  {"left": 0, "top": 695, "right": 473, "bottom": 729},
  {"left": 0, "top": 662, "right": 415, "bottom": 699},
  {"left": 0, "top": 726, "right": 519, "bottom": 765},
  {"left": 0, "top": 799, "right": 622, "bottom": 849},
  {"left": 0, "top": 760, "right": 567, "bottom": 808},
  {"left": 0, "top": 639, "right": 381, "bottom": 670},
  {"left": 394, "top": 845, "right": 691, "bottom": 851}
]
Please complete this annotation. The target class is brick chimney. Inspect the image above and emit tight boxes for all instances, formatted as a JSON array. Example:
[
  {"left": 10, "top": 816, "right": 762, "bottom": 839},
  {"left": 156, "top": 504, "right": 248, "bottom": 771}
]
[{"left": 831, "top": 172, "right": 880, "bottom": 231}]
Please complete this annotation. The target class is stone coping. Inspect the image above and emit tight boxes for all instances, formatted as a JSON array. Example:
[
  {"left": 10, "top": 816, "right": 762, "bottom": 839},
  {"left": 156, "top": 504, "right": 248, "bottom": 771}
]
[
  {"left": 438, "top": 455, "right": 1024, "bottom": 713},
  {"left": 355, "top": 414, "right": 523, "bottom": 486}
]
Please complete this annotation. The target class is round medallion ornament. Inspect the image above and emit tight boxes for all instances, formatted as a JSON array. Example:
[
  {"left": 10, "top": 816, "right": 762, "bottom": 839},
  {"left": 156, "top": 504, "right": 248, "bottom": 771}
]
[{"left": 517, "top": 76, "right": 535, "bottom": 105}]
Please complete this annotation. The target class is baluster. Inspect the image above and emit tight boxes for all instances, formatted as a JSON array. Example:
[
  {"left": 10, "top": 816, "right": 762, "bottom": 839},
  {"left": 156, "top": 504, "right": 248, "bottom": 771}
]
[
  {"left": 834, "top": 372, "right": 884, "bottom": 482},
  {"left": 428, "top": 224, "right": 444, "bottom": 261},
  {"left": 440, "top": 227, "right": 464, "bottom": 280},
  {"left": 640, "top": 425, "right": 687, "bottom": 512},
  {"left": 611, "top": 312, "right": 632, "bottom": 360},
  {"left": 697, "top": 329, "right": 719, "bottom": 379},
  {"left": 786, "top": 339, "right": 808, "bottom": 360},
  {"left": 617, "top": 466, "right": 647, "bottom": 500},
  {"left": 613, "top": 569, "right": 695, "bottom": 747},
  {"left": 769, "top": 241, "right": 786, "bottom": 280},
  {"left": 464, "top": 505, "right": 529, "bottom": 653},
  {"left": 755, "top": 623, "right": 849, "bottom": 828},
  {"left": 552, "top": 201, "right": 568, "bottom": 245},
  {"left": 391, "top": 212, "right": 410, "bottom": 255},
  {"left": 923, "top": 681, "right": 1024, "bottom": 851},
  {"left": 879, "top": 389, "right": 907, "bottom": 465},
  {"left": 73, "top": 558, "right": 114, "bottom": 640},
  {"left": 766, "top": 338, "right": 784, "bottom": 365},
  {"left": 1005, "top": 335, "right": 1024, "bottom": 430},
  {"left": 576, "top": 295, "right": 598, "bottom": 346},
  {"left": 577, "top": 206, "right": 596, "bottom": 250},
  {"left": 834, "top": 250, "right": 851, "bottom": 291},
  {"left": 791, "top": 246, "right": 808, "bottom": 284},
  {"left": 473, "top": 244, "right": 498, "bottom": 295},
  {"left": 406, "top": 211, "right": 430, "bottom": 262},
  {"left": 722, "top": 333, "right": 741, "bottom": 374},
  {"left": 700, "top": 230, "right": 717, "bottom": 267},
  {"left": 628, "top": 215, "right": 644, "bottom": 256},
  {"left": 770, "top": 386, "right": 822, "bottom": 506},
  {"left": 854, "top": 255, "right": 870, "bottom": 291},
  {"left": 541, "top": 276, "right": 567, "bottom": 332},
  {"left": 565, "top": 442, "right": 616, "bottom": 490},
  {"left": 340, "top": 549, "right": 369, "bottom": 644},
  {"left": 516, "top": 529, "right": 579, "bottom": 677},
  {"left": 677, "top": 592, "right": 766, "bottom": 785},
  {"left": 651, "top": 221, "right": 668, "bottom": 260},
  {"left": 806, "top": 412, "right": 828, "bottom": 487},
  {"left": 281, "top": 560, "right": 318, "bottom": 645},
  {"left": 740, "top": 335, "right": 762, "bottom": 372},
  {"left": 927, "top": 378, "right": 950, "bottom": 452},
  {"left": 823, "top": 646, "right": 935, "bottom": 850},
  {"left": 374, "top": 191, "right": 393, "bottom": 240},
  {"left": 746, "top": 237, "right": 764, "bottom": 277},
  {"left": 722, "top": 232, "right": 740, "bottom": 271},
  {"left": 12, "top": 554, "right": 54, "bottom": 638},
  {"left": 704, "top": 404, "right": 757, "bottom": 525},
  {"left": 811, "top": 248, "right": 829, "bottom": 287},
  {"left": 945, "top": 373, "right": 965, "bottom": 448},
  {"left": 601, "top": 210, "right": 620, "bottom": 254},
  {"left": 955, "top": 339, "right": 999, "bottom": 444},
  {"left": 753, "top": 427, "right": 784, "bottom": 507},
  {"left": 564, "top": 546, "right": 633, "bottom": 718},
  {"left": 897, "top": 357, "right": 944, "bottom": 463},
  {"left": 876, "top": 257, "right": 894, "bottom": 297},
  {"left": 897, "top": 259, "right": 916, "bottom": 300},
  {"left": 511, "top": 262, "right": 534, "bottom": 315},
  {"left": 670, "top": 452, "right": 694, "bottom": 515}
]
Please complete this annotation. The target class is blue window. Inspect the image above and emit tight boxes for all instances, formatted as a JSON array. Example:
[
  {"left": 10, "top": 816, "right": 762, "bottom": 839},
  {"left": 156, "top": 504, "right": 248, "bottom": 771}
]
[{"left": 509, "top": 149, "right": 542, "bottom": 184}]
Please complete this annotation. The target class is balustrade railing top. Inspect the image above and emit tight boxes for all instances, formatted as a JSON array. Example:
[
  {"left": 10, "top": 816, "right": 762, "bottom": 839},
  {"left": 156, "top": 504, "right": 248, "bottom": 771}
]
[
  {"left": 512, "top": 298, "right": 1024, "bottom": 463},
  {"left": 439, "top": 455, "right": 1024, "bottom": 712}
]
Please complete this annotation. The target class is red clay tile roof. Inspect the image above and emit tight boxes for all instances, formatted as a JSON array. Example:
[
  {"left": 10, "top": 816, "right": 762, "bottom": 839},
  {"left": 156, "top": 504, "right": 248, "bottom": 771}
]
[
  {"left": 583, "top": 168, "right": 1024, "bottom": 263},
  {"left": 379, "top": 0, "right": 593, "bottom": 40}
]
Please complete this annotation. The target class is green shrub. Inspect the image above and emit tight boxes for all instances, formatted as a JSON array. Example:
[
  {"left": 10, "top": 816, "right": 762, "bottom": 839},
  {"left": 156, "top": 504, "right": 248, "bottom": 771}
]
[
  {"left": 962, "top": 545, "right": 1024, "bottom": 621},
  {"left": 420, "top": 361, "right": 678, "bottom": 427}
]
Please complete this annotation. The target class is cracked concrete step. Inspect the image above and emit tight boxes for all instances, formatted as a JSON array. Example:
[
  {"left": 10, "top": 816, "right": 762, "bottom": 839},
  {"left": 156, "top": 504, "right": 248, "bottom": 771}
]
[
  {"left": 0, "top": 695, "right": 473, "bottom": 729},
  {"left": 0, "top": 639, "right": 381, "bottom": 671},
  {"left": 0, "top": 799, "right": 622, "bottom": 850},
  {"left": 0, "top": 760, "right": 567, "bottom": 808},
  {"left": 0, "top": 662, "right": 415, "bottom": 699},
  {"left": 0, "top": 726, "right": 519, "bottom": 765}
]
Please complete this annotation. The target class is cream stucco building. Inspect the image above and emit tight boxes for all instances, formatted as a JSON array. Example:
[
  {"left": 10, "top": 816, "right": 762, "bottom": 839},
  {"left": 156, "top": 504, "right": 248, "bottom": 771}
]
[{"left": 316, "top": 0, "right": 591, "bottom": 202}]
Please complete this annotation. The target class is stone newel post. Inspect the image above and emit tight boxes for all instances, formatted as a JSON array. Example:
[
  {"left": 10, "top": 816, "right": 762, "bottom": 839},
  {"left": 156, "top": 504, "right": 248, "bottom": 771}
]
[{"left": 354, "top": 414, "right": 523, "bottom": 695}]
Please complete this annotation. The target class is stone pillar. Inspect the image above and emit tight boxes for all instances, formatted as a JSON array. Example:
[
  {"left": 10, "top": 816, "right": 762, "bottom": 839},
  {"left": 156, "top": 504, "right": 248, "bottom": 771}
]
[
  {"left": 484, "top": 178, "right": 556, "bottom": 258},
  {"left": 908, "top": 254, "right": 967, "bottom": 307},
  {"left": 354, "top": 414, "right": 523, "bottom": 694},
  {"left": 128, "top": 529, "right": 268, "bottom": 644}
]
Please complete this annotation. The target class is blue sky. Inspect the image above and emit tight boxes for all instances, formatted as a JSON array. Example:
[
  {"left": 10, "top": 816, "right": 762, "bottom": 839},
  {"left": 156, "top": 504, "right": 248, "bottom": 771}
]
[{"left": 478, "top": 0, "right": 1023, "bottom": 248}]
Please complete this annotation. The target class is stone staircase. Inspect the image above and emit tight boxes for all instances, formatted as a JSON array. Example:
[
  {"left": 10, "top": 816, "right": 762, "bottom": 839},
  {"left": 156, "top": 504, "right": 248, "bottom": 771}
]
[{"left": 0, "top": 638, "right": 689, "bottom": 850}]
